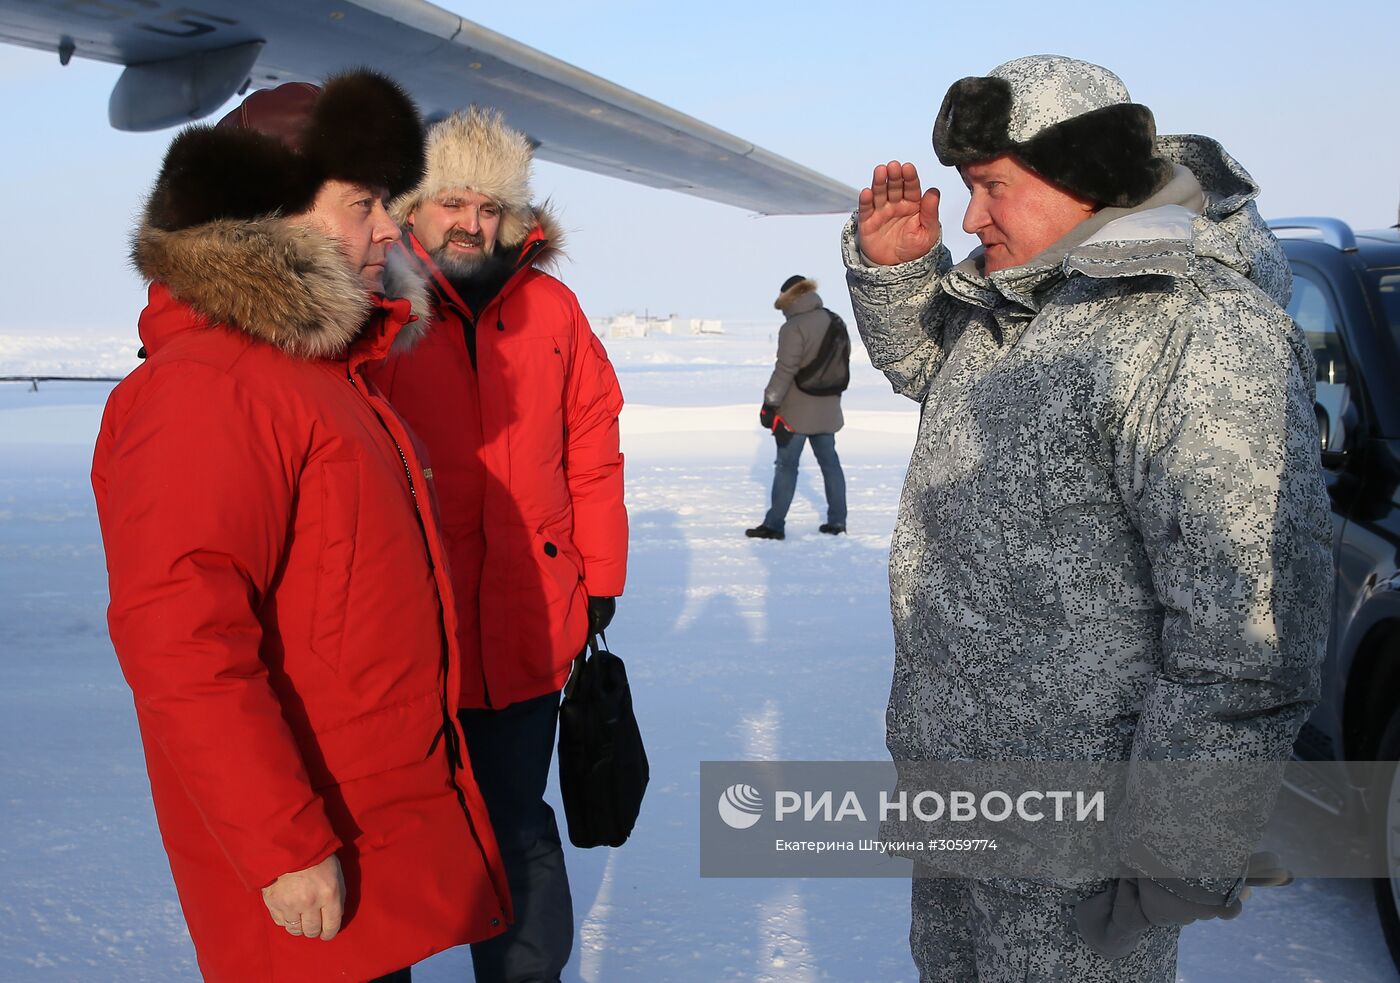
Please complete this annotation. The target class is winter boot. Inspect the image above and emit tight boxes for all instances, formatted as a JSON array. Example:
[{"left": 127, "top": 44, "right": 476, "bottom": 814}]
[
  {"left": 819, "top": 523, "right": 846, "bottom": 535},
  {"left": 745, "top": 525, "right": 785, "bottom": 540}
]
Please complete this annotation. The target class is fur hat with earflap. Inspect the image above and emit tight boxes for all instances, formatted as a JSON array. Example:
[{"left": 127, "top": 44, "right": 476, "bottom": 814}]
[
  {"left": 390, "top": 106, "right": 538, "bottom": 249},
  {"left": 933, "top": 55, "right": 1173, "bottom": 208},
  {"left": 144, "top": 70, "right": 425, "bottom": 232}
]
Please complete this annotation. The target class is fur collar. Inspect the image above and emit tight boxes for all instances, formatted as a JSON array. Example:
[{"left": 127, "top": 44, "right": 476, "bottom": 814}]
[
  {"left": 132, "top": 217, "right": 429, "bottom": 359},
  {"left": 528, "top": 202, "right": 566, "bottom": 270},
  {"left": 774, "top": 276, "right": 817, "bottom": 312}
]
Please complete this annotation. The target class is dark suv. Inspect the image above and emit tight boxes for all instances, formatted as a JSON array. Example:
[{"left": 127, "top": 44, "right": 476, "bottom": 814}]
[{"left": 1272, "top": 217, "right": 1400, "bottom": 969}]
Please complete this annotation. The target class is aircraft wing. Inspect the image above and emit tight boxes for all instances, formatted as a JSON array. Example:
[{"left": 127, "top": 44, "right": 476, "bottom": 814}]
[{"left": 0, "top": 0, "right": 856, "bottom": 215}]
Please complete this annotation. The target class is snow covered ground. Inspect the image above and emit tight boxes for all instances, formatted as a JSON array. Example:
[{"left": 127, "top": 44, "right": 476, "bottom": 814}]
[{"left": 1, "top": 328, "right": 1394, "bottom": 981}]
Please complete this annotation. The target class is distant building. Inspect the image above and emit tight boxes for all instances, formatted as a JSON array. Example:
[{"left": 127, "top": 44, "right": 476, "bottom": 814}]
[
  {"left": 595, "top": 313, "right": 724, "bottom": 338},
  {"left": 598, "top": 313, "right": 647, "bottom": 338}
]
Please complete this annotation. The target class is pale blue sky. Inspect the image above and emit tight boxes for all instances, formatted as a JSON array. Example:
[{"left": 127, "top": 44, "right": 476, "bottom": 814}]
[{"left": 2, "top": 0, "right": 1398, "bottom": 335}]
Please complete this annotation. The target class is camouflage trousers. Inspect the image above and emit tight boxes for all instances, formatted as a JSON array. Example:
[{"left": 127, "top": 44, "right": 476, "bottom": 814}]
[{"left": 910, "top": 874, "right": 1179, "bottom": 982}]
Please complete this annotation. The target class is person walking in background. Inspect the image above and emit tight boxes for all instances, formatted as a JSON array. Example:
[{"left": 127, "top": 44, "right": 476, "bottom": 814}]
[
  {"left": 90, "top": 73, "right": 510, "bottom": 982},
  {"left": 746, "top": 275, "right": 849, "bottom": 541},
  {"left": 370, "top": 106, "right": 627, "bottom": 983}
]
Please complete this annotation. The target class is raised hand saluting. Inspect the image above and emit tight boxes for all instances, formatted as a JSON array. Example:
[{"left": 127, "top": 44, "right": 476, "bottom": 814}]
[{"left": 856, "top": 161, "right": 942, "bottom": 266}]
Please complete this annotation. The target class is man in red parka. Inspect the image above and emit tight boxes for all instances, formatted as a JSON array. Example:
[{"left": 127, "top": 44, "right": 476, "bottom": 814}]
[
  {"left": 91, "top": 73, "right": 510, "bottom": 982},
  {"left": 371, "top": 106, "right": 628, "bottom": 982}
]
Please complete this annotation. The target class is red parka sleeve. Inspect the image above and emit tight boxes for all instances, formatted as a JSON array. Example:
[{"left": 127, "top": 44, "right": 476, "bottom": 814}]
[
  {"left": 93, "top": 364, "right": 339, "bottom": 891},
  {"left": 564, "top": 307, "right": 628, "bottom": 598}
]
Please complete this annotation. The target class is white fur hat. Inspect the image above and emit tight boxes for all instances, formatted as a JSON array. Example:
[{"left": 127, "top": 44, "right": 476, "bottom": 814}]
[{"left": 390, "top": 105, "right": 536, "bottom": 248}]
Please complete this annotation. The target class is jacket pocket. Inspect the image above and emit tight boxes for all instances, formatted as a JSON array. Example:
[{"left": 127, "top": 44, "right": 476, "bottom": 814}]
[
  {"left": 520, "top": 521, "right": 588, "bottom": 680},
  {"left": 307, "top": 459, "right": 361, "bottom": 673},
  {"left": 303, "top": 691, "right": 440, "bottom": 789}
]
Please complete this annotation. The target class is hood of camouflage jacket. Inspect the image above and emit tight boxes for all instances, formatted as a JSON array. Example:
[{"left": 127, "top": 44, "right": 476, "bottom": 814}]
[{"left": 941, "top": 134, "right": 1290, "bottom": 325}]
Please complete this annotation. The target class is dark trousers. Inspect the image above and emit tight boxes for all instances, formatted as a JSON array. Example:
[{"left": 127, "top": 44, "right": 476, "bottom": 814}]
[{"left": 459, "top": 691, "right": 573, "bottom": 983}]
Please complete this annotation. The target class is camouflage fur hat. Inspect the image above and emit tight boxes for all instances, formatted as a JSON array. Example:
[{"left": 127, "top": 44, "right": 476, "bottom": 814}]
[
  {"left": 933, "top": 55, "right": 1173, "bottom": 208},
  {"left": 390, "top": 105, "right": 536, "bottom": 249}
]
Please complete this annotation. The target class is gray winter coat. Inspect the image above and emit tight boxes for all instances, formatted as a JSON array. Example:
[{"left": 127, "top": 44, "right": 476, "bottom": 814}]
[
  {"left": 764, "top": 279, "right": 844, "bottom": 435},
  {"left": 844, "top": 135, "right": 1332, "bottom": 896}
]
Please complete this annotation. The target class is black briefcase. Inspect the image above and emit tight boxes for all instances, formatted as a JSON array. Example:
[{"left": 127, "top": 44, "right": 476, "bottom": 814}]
[{"left": 557, "top": 631, "right": 649, "bottom": 848}]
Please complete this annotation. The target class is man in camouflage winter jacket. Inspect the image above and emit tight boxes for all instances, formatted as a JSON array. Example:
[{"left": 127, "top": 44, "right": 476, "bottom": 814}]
[{"left": 843, "top": 55, "right": 1332, "bottom": 981}]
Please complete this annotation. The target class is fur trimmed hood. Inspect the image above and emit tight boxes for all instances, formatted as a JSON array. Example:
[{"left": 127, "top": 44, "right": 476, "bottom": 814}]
[
  {"left": 525, "top": 202, "right": 567, "bottom": 271},
  {"left": 774, "top": 277, "right": 818, "bottom": 313},
  {"left": 390, "top": 106, "right": 537, "bottom": 250},
  {"left": 132, "top": 216, "right": 428, "bottom": 359}
]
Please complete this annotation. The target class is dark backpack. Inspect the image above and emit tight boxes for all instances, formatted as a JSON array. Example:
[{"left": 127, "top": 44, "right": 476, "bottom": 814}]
[{"left": 793, "top": 309, "right": 851, "bottom": 396}]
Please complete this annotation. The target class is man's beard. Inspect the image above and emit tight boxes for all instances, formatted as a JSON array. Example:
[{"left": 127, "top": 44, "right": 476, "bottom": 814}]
[{"left": 429, "top": 229, "right": 493, "bottom": 277}]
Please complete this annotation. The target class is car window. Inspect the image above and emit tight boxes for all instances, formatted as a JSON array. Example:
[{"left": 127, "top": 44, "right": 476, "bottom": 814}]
[
  {"left": 1367, "top": 267, "right": 1400, "bottom": 355},
  {"left": 1287, "top": 269, "right": 1349, "bottom": 385}
]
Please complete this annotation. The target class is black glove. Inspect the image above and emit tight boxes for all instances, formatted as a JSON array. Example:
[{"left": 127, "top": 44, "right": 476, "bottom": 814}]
[
  {"left": 1136, "top": 877, "right": 1244, "bottom": 925},
  {"left": 587, "top": 595, "right": 616, "bottom": 636},
  {"left": 760, "top": 404, "right": 795, "bottom": 446},
  {"left": 1074, "top": 852, "right": 1287, "bottom": 960},
  {"left": 1239, "top": 850, "right": 1292, "bottom": 888},
  {"left": 1074, "top": 878, "right": 1242, "bottom": 960},
  {"left": 1072, "top": 878, "right": 1153, "bottom": 960}
]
